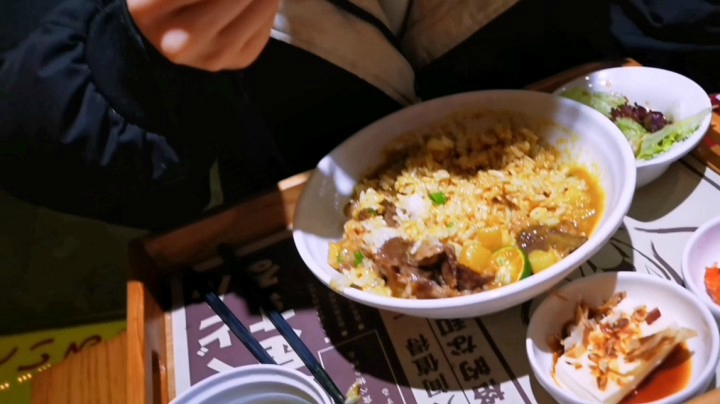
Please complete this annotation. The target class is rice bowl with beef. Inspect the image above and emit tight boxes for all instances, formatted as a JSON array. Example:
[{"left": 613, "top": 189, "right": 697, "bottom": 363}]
[
  {"left": 328, "top": 110, "right": 605, "bottom": 299},
  {"left": 293, "top": 89, "right": 635, "bottom": 318}
]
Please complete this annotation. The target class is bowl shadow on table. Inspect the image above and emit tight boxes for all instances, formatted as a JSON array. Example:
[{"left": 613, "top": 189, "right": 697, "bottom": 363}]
[
  {"left": 619, "top": 159, "right": 705, "bottom": 285},
  {"left": 626, "top": 159, "right": 704, "bottom": 223},
  {"left": 305, "top": 255, "right": 628, "bottom": 401},
  {"left": 313, "top": 307, "right": 531, "bottom": 401},
  {"left": 192, "top": 261, "right": 531, "bottom": 400},
  {"left": 528, "top": 373, "right": 557, "bottom": 404},
  {"left": 183, "top": 229, "right": 648, "bottom": 399}
]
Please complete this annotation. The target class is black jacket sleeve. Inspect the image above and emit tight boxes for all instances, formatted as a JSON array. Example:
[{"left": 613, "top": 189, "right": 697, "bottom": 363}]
[
  {"left": 0, "top": 0, "right": 245, "bottom": 230},
  {"left": 610, "top": 0, "right": 720, "bottom": 92}
]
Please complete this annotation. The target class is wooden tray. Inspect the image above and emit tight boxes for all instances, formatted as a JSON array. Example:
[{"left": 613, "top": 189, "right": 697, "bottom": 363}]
[{"left": 125, "top": 59, "right": 720, "bottom": 404}]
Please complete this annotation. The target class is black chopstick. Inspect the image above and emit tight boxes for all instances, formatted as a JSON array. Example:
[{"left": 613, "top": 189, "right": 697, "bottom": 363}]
[
  {"left": 217, "top": 244, "right": 347, "bottom": 404},
  {"left": 189, "top": 270, "right": 276, "bottom": 365}
]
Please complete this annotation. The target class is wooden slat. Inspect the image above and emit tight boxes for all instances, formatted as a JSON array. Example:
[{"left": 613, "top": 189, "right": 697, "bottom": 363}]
[
  {"left": 143, "top": 171, "right": 310, "bottom": 270},
  {"left": 30, "top": 333, "right": 127, "bottom": 404},
  {"left": 692, "top": 112, "right": 720, "bottom": 175},
  {"left": 126, "top": 241, "right": 170, "bottom": 404},
  {"left": 525, "top": 59, "right": 639, "bottom": 91},
  {"left": 164, "top": 313, "right": 176, "bottom": 400}
]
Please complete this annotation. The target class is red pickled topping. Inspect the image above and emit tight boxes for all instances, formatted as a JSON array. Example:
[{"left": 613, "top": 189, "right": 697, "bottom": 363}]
[{"left": 704, "top": 265, "right": 720, "bottom": 304}]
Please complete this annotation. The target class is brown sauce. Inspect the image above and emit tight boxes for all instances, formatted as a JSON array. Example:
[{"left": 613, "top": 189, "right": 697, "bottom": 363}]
[
  {"left": 620, "top": 343, "right": 693, "bottom": 404},
  {"left": 569, "top": 167, "right": 606, "bottom": 236}
]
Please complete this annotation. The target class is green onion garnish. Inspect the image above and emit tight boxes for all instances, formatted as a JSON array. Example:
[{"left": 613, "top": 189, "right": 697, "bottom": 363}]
[{"left": 429, "top": 191, "right": 448, "bottom": 205}]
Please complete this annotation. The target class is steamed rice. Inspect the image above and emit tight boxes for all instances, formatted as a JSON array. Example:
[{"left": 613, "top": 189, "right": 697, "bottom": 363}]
[{"left": 330, "top": 110, "right": 604, "bottom": 297}]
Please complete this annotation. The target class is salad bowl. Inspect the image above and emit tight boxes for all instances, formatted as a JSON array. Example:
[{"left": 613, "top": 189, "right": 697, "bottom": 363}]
[{"left": 554, "top": 66, "right": 712, "bottom": 188}]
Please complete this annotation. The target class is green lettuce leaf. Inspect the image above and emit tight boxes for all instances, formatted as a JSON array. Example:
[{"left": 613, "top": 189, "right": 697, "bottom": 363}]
[
  {"left": 615, "top": 118, "right": 649, "bottom": 155},
  {"left": 560, "top": 88, "right": 628, "bottom": 118},
  {"left": 637, "top": 108, "right": 711, "bottom": 160}
]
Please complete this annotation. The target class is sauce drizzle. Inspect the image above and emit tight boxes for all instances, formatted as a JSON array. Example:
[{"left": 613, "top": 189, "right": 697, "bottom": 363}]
[{"left": 620, "top": 343, "right": 693, "bottom": 404}]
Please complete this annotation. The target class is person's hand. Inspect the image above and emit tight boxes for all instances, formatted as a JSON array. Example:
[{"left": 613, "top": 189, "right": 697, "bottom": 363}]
[{"left": 127, "top": 0, "right": 280, "bottom": 71}]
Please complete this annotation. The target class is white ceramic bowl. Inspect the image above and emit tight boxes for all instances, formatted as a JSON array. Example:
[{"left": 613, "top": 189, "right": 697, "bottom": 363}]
[
  {"left": 170, "top": 364, "right": 332, "bottom": 404},
  {"left": 292, "top": 90, "right": 636, "bottom": 319},
  {"left": 527, "top": 272, "right": 720, "bottom": 404},
  {"left": 554, "top": 66, "right": 712, "bottom": 188},
  {"left": 682, "top": 215, "right": 720, "bottom": 322}
]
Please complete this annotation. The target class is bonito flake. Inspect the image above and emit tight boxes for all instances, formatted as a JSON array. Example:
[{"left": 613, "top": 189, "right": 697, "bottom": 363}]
[{"left": 552, "top": 292, "right": 697, "bottom": 404}]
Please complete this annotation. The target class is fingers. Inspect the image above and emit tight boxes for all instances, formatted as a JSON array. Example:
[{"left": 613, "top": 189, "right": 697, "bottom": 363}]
[
  {"left": 202, "top": 0, "right": 278, "bottom": 70},
  {"left": 205, "top": 20, "right": 274, "bottom": 71},
  {"left": 127, "top": 0, "right": 200, "bottom": 59},
  {"left": 127, "top": 0, "right": 200, "bottom": 23},
  {"left": 218, "top": 0, "right": 279, "bottom": 46},
  {"left": 126, "top": 0, "right": 279, "bottom": 71},
  {"left": 156, "top": 0, "right": 253, "bottom": 63}
]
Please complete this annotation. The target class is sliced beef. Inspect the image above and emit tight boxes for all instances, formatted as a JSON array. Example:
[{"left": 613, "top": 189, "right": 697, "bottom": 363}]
[
  {"left": 409, "top": 240, "right": 445, "bottom": 266},
  {"left": 381, "top": 200, "right": 399, "bottom": 227},
  {"left": 456, "top": 266, "right": 494, "bottom": 290},
  {"left": 404, "top": 266, "right": 447, "bottom": 299},
  {"left": 375, "top": 238, "right": 453, "bottom": 298},
  {"left": 377, "top": 237, "right": 410, "bottom": 267},
  {"left": 440, "top": 246, "right": 493, "bottom": 291},
  {"left": 375, "top": 238, "right": 411, "bottom": 293},
  {"left": 408, "top": 276, "right": 436, "bottom": 298},
  {"left": 355, "top": 208, "right": 376, "bottom": 221},
  {"left": 375, "top": 237, "right": 494, "bottom": 298},
  {"left": 517, "top": 225, "right": 587, "bottom": 257},
  {"left": 441, "top": 260, "right": 458, "bottom": 290}
]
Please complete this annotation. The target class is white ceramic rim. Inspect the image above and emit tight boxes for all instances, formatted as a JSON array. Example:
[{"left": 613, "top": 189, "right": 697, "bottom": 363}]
[
  {"left": 525, "top": 271, "right": 720, "bottom": 404},
  {"left": 292, "top": 89, "right": 637, "bottom": 312},
  {"left": 169, "top": 364, "right": 332, "bottom": 404},
  {"left": 682, "top": 215, "right": 720, "bottom": 320},
  {"left": 552, "top": 66, "right": 713, "bottom": 168}
]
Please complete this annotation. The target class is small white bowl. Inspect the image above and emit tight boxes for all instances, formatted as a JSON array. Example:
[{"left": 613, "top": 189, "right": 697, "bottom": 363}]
[
  {"left": 554, "top": 66, "right": 712, "bottom": 188},
  {"left": 526, "top": 272, "right": 719, "bottom": 404},
  {"left": 682, "top": 215, "right": 720, "bottom": 323},
  {"left": 170, "top": 364, "right": 332, "bottom": 404},
  {"left": 293, "top": 90, "right": 636, "bottom": 319}
]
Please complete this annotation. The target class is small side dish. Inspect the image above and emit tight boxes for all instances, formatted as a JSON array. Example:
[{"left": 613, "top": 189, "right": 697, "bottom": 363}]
[
  {"left": 561, "top": 88, "right": 709, "bottom": 161},
  {"left": 683, "top": 216, "right": 720, "bottom": 323},
  {"left": 551, "top": 66, "right": 712, "bottom": 188},
  {"left": 704, "top": 263, "right": 720, "bottom": 304},
  {"left": 552, "top": 291, "right": 697, "bottom": 404}
]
